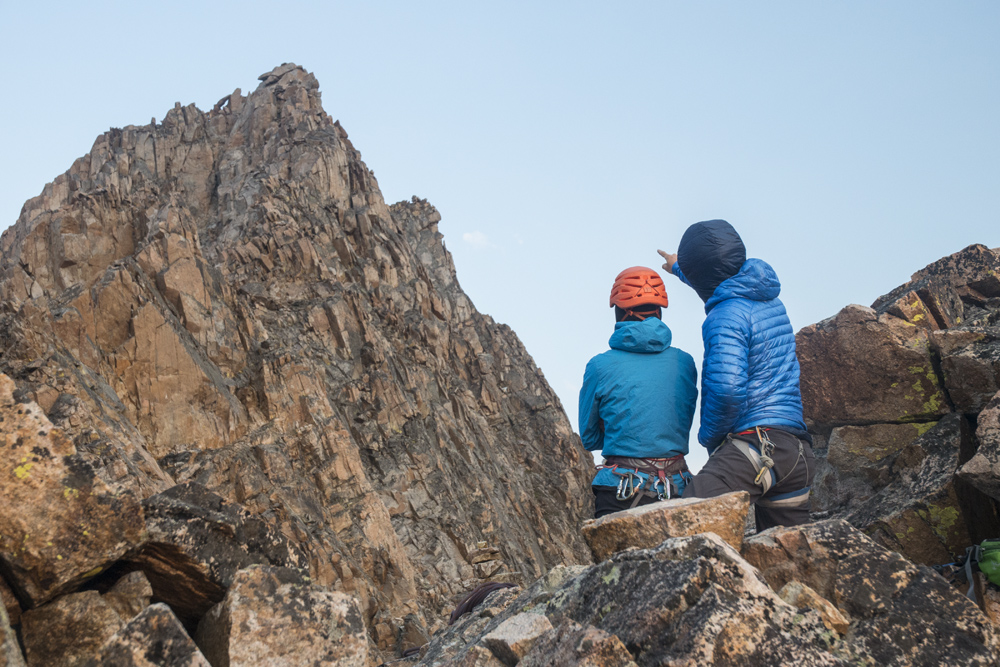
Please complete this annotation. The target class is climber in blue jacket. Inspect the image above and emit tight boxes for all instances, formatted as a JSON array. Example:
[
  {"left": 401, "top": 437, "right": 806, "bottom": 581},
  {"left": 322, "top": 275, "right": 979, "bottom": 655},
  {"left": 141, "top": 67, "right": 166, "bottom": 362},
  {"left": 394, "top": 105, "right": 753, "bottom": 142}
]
[
  {"left": 658, "top": 219, "right": 815, "bottom": 530},
  {"left": 579, "top": 266, "right": 698, "bottom": 518}
]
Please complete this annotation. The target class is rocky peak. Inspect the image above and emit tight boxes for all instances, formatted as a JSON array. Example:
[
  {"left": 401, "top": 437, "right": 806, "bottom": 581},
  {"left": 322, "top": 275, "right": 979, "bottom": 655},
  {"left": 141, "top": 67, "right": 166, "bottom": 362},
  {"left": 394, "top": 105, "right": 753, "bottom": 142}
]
[{"left": 0, "top": 63, "right": 593, "bottom": 658}]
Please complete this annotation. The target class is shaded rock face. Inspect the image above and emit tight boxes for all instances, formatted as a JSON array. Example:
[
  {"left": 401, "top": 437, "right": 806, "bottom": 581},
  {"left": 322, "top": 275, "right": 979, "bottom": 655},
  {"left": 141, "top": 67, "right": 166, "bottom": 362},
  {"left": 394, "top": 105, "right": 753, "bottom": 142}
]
[
  {"left": 0, "top": 63, "right": 592, "bottom": 636},
  {"left": 744, "top": 520, "right": 998, "bottom": 666},
  {"left": 797, "top": 244, "right": 1000, "bottom": 564}
]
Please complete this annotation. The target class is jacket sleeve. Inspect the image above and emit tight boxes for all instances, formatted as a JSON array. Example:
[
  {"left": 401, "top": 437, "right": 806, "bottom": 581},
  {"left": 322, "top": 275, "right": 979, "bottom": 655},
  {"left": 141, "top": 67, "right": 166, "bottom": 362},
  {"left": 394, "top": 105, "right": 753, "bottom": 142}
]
[
  {"left": 578, "top": 359, "right": 605, "bottom": 452},
  {"left": 698, "top": 303, "right": 750, "bottom": 452},
  {"left": 672, "top": 262, "right": 694, "bottom": 289}
]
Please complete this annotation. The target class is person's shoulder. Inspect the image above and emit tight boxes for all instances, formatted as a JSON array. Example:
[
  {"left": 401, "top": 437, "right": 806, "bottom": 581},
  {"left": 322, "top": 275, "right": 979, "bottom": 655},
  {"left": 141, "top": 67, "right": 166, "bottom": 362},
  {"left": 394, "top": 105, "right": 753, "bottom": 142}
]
[
  {"left": 706, "top": 297, "right": 753, "bottom": 326},
  {"left": 584, "top": 349, "right": 618, "bottom": 372},
  {"left": 669, "top": 346, "right": 696, "bottom": 366}
]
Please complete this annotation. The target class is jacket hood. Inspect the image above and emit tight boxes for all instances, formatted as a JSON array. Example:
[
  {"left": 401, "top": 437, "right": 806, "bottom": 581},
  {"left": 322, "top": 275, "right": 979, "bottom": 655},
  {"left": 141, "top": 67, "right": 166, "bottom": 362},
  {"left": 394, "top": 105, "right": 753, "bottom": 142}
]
[
  {"left": 705, "top": 258, "right": 781, "bottom": 312},
  {"left": 677, "top": 219, "right": 747, "bottom": 302},
  {"left": 609, "top": 317, "right": 673, "bottom": 353}
]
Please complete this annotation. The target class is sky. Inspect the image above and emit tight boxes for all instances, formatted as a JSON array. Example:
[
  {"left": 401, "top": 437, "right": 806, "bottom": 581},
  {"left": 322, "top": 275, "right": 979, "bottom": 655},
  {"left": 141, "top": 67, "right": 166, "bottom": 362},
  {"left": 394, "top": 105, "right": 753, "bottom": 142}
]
[{"left": 2, "top": 1, "right": 998, "bottom": 472}]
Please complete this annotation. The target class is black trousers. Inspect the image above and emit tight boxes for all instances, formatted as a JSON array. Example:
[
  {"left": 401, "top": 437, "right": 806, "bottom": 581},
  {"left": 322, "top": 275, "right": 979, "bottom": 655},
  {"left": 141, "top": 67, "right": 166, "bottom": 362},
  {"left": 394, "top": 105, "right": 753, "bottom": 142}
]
[
  {"left": 682, "top": 429, "right": 815, "bottom": 532},
  {"left": 592, "top": 486, "right": 664, "bottom": 519}
]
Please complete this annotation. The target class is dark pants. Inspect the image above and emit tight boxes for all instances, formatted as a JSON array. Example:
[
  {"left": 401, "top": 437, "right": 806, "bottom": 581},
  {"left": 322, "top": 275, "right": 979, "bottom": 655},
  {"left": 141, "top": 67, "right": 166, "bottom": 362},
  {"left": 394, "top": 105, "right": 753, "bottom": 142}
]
[
  {"left": 682, "top": 429, "right": 815, "bottom": 531},
  {"left": 592, "top": 487, "right": 663, "bottom": 519}
]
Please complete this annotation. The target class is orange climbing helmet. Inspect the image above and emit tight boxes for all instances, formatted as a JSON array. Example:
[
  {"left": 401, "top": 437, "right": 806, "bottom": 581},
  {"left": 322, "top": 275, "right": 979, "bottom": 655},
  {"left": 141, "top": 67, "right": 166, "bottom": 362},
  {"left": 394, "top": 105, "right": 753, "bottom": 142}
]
[{"left": 610, "top": 266, "right": 670, "bottom": 311}]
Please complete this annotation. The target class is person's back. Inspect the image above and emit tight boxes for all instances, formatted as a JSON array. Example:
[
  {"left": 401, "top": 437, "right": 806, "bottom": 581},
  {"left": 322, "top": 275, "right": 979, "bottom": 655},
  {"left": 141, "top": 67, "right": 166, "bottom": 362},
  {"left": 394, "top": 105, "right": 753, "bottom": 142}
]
[
  {"left": 698, "top": 258, "right": 805, "bottom": 451},
  {"left": 659, "top": 220, "right": 814, "bottom": 531},
  {"left": 579, "top": 267, "right": 698, "bottom": 518}
]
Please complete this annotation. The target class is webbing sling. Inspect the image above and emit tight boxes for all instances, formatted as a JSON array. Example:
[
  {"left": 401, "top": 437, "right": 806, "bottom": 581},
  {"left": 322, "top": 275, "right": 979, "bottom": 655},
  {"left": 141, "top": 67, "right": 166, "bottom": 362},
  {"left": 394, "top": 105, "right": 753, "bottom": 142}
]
[
  {"left": 728, "top": 428, "right": 809, "bottom": 505},
  {"left": 729, "top": 437, "right": 777, "bottom": 494}
]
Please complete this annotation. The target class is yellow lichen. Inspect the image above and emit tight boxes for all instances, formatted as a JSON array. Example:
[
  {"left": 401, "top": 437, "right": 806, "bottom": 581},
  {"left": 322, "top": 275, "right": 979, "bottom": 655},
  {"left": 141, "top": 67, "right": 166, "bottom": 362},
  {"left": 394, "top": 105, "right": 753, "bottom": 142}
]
[{"left": 14, "top": 462, "right": 34, "bottom": 479}]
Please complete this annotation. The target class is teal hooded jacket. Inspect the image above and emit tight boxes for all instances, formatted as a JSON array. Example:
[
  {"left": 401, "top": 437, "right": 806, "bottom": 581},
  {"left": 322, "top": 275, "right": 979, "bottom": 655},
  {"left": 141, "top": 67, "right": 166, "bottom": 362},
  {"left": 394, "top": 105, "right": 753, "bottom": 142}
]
[{"left": 579, "top": 317, "right": 698, "bottom": 488}]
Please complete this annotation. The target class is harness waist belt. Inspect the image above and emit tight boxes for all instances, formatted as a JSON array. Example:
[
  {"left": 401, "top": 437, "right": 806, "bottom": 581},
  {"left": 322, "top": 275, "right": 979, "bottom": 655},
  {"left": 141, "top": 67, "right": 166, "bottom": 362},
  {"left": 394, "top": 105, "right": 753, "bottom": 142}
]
[{"left": 602, "top": 455, "right": 689, "bottom": 476}]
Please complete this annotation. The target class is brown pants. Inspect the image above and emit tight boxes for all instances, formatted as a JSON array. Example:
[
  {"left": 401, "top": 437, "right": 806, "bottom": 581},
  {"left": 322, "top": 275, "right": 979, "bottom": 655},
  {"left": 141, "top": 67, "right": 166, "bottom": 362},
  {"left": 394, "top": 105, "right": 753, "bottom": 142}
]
[{"left": 682, "top": 429, "right": 815, "bottom": 532}]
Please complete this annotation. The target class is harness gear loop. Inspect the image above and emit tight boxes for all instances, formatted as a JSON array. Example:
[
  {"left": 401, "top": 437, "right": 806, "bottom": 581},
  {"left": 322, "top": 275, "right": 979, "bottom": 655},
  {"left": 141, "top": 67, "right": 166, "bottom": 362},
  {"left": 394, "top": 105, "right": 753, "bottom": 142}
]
[{"left": 601, "top": 455, "right": 687, "bottom": 504}]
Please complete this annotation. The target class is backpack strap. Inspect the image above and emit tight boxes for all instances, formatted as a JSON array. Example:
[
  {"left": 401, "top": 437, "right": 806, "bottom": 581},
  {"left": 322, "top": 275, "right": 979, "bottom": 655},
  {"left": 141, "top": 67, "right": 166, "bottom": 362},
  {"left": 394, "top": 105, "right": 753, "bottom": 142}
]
[{"left": 966, "top": 544, "right": 982, "bottom": 603}]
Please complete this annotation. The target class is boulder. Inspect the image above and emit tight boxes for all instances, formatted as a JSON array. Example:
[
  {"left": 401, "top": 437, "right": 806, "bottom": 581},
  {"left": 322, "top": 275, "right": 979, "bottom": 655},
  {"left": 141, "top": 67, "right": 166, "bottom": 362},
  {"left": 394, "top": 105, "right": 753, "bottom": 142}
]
[
  {"left": 481, "top": 613, "right": 553, "bottom": 666},
  {"left": 777, "top": 581, "right": 849, "bottom": 635},
  {"left": 84, "top": 604, "right": 209, "bottom": 667},
  {"left": 581, "top": 491, "right": 749, "bottom": 561},
  {"left": 442, "top": 646, "right": 506, "bottom": 667},
  {"left": 20, "top": 590, "right": 123, "bottom": 667},
  {"left": 842, "top": 414, "right": 989, "bottom": 565},
  {"left": 519, "top": 622, "right": 637, "bottom": 667},
  {"left": 102, "top": 571, "right": 153, "bottom": 621},
  {"left": 743, "top": 519, "right": 998, "bottom": 665},
  {"left": 973, "top": 573, "right": 1000, "bottom": 629},
  {"left": 194, "top": 565, "right": 367, "bottom": 667},
  {"left": 0, "top": 374, "right": 145, "bottom": 607},
  {"left": 0, "top": 579, "right": 19, "bottom": 627},
  {"left": 127, "top": 482, "right": 306, "bottom": 622},
  {"left": 796, "top": 305, "right": 949, "bottom": 425},
  {"left": 937, "top": 331, "right": 1000, "bottom": 414},
  {"left": 0, "top": 603, "right": 24, "bottom": 667},
  {"left": 958, "top": 391, "right": 1000, "bottom": 501},
  {"left": 872, "top": 244, "right": 1000, "bottom": 330},
  {"left": 419, "top": 533, "right": 843, "bottom": 667},
  {"left": 812, "top": 422, "right": 933, "bottom": 511}
]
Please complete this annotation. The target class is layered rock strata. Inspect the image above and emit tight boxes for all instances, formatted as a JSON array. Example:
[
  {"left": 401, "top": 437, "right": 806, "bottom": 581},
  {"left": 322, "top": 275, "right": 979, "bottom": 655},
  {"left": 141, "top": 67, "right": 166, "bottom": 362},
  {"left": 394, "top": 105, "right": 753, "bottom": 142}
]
[
  {"left": 797, "top": 244, "right": 1000, "bottom": 564},
  {"left": 0, "top": 62, "right": 592, "bottom": 656}
]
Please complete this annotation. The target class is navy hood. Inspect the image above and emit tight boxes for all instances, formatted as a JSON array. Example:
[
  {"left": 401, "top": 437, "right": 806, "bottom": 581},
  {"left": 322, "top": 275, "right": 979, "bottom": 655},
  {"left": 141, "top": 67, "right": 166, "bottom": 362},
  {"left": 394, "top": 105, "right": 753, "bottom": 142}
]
[
  {"left": 608, "top": 317, "right": 673, "bottom": 353},
  {"left": 677, "top": 219, "right": 747, "bottom": 302},
  {"left": 705, "top": 258, "right": 781, "bottom": 312}
]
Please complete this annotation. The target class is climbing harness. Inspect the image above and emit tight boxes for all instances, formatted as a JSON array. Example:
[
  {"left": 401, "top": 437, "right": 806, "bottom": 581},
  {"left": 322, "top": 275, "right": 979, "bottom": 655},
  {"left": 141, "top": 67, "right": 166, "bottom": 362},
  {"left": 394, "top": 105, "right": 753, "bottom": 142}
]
[
  {"left": 599, "top": 455, "right": 689, "bottom": 508},
  {"left": 727, "top": 427, "right": 811, "bottom": 508}
]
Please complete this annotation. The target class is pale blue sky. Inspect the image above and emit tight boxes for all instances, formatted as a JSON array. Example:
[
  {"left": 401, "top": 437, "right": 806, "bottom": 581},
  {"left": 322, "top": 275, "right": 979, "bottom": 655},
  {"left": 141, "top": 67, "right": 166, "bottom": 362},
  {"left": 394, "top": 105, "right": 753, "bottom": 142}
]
[{"left": 3, "top": 2, "right": 998, "bottom": 471}]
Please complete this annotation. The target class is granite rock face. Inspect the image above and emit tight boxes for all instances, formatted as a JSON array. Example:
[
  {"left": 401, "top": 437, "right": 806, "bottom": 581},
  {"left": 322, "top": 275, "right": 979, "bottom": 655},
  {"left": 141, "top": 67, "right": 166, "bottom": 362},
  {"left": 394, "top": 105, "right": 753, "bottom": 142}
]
[
  {"left": 0, "top": 63, "right": 592, "bottom": 644},
  {"left": 798, "top": 244, "right": 1000, "bottom": 564},
  {"left": 0, "top": 374, "right": 145, "bottom": 606},
  {"left": 195, "top": 565, "right": 366, "bottom": 667},
  {"left": 83, "top": 604, "right": 210, "bottom": 667},
  {"left": 20, "top": 590, "right": 124, "bottom": 667}
]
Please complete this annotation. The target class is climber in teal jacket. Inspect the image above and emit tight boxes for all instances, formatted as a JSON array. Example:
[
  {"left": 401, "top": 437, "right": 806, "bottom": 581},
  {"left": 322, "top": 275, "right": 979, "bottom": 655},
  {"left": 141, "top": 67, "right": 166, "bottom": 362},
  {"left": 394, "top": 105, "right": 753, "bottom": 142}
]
[{"left": 579, "top": 266, "right": 698, "bottom": 518}]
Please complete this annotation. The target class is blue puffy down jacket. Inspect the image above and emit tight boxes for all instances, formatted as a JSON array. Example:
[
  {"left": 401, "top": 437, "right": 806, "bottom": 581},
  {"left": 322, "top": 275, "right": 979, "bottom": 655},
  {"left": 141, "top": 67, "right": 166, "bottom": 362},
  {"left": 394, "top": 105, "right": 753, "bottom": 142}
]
[
  {"left": 674, "top": 258, "right": 807, "bottom": 452},
  {"left": 579, "top": 318, "right": 698, "bottom": 489}
]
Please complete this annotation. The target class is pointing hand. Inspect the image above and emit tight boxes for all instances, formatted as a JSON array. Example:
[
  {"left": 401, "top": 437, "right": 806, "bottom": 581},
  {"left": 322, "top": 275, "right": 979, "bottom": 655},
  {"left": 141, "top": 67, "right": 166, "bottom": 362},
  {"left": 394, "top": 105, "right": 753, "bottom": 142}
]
[{"left": 657, "top": 249, "right": 677, "bottom": 274}]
